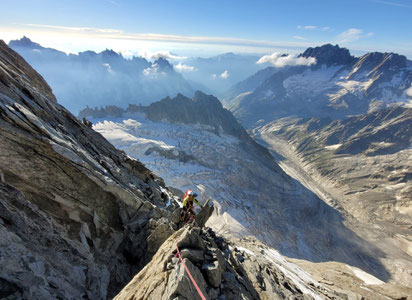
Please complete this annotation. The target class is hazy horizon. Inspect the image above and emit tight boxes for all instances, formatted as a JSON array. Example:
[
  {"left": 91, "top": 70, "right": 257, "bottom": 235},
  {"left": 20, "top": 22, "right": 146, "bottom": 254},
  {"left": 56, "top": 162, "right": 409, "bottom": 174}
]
[{"left": 2, "top": 0, "right": 412, "bottom": 59}]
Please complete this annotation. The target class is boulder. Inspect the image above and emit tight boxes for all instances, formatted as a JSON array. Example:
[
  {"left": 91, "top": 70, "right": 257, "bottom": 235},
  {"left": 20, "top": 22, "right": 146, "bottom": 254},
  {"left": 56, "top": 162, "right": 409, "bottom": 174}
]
[
  {"left": 179, "top": 248, "right": 204, "bottom": 264},
  {"left": 169, "top": 207, "right": 182, "bottom": 224},
  {"left": 177, "top": 227, "right": 205, "bottom": 251},
  {"left": 202, "top": 261, "right": 223, "bottom": 288},
  {"left": 195, "top": 199, "right": 214, "bottom": 228},
  {"left": 166, "top": 258, "right": 208, "bottom": 300}
]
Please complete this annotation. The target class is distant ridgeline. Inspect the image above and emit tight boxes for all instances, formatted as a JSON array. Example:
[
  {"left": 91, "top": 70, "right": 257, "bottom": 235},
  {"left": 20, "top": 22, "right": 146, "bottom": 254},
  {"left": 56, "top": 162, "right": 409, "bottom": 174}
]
[
  {"left": 79, "top": 104, "right": 143, "bottom": 119},
  {"left": 9, "top": 36, "right": 194, "bottom": 113},
  {"left": 79, "top": 91, "right": 253, "bottom": 141},
  {"left": 79, "top": 91, "right": 283, "bottom": 172},
  {"left": 79, "top": 91, "right": 247, "bottom": 137}
]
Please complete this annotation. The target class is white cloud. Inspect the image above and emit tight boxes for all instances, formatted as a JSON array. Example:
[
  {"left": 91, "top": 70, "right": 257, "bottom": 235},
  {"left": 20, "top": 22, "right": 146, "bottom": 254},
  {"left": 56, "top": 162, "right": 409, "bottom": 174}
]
[
  {"left": 336, "top": 28, "right": 375, "bottom": 43},
  {"left": 210, "top": 74, "right": 217, "bottom": 80},
  {"left": 103, "top": 63, "right": 113, "bottom": 73},
  {"left": 257, "top": 53, "right": 316, "bottom": 68},
  {"left": 118, "top": 49, "right": 136, "bottom": 58},
  {"left": 143, "top": 64, "right": 166, "bottom": 78},
  {"left": 293, "top": 36, "right": 306, "bottom": 40},
  {"left": 105, "top": 0, "right": 120, "bottom": 5},
  {"left": 406, "top": 84, "right": 412, "bottom": 97},
  {"left": 12, "top": 23, "right": 313, "bottom": 51},
  {"left": 143, "top": 67, "right": 154, "bottom": 76},
  {"left": 220, "top": 70, "right": 229, "bottom": 79},
  {"left": 140, "top": 50, "right": 186, "bottom": 61},
  {"left": 298, "top": 25, "right": 330, "bottom": 31},
  {"left": 371, "top": 0, "right": 412, "bottom": 8},
  {"left": 174, "top": 62, "right": 197, "bottom": 72},
  {"left": 336, "top": 28, "right": 363, "bottom": 43},
  {"left": 304, "top": 25, "right": 317, "bottom": 30}
]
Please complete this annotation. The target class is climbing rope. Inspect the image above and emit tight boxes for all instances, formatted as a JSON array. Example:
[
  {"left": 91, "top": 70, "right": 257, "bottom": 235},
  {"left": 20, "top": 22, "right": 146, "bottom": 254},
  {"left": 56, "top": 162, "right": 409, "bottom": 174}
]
[{"left": 175, "top": 243, "right": 207, "bottom": 300}]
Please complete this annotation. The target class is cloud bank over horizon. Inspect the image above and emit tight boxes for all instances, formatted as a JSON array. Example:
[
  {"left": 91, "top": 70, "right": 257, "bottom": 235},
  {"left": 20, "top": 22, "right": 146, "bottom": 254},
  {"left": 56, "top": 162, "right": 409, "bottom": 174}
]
[{"left": 257, "top": 52, "right": 317, "bottom": 68}]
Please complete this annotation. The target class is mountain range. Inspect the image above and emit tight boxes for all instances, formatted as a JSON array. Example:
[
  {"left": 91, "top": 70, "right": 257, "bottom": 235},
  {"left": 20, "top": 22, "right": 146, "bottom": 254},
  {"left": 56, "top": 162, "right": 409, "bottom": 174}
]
[
  {"left": 8, "top": 37, "right": 272, "bottom": 114},
  {"left": 1, "top": 37, "right": 412, "bottom": 299},
  {"left": 225, "top": 44, "right": 412, "bottom": 127},
  {"left": 8, "top": 37, "right": 194, "bottom": 113},
  {"left": 2, "top": 39, "right": 393, "bottom": 300}
]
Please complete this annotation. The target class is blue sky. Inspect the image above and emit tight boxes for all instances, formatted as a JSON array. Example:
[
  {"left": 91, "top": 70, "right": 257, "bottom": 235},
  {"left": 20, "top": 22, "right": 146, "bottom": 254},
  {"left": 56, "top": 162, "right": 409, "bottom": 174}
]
[{"left": 1, "top": 0, "right": 412, "bottom": 58}]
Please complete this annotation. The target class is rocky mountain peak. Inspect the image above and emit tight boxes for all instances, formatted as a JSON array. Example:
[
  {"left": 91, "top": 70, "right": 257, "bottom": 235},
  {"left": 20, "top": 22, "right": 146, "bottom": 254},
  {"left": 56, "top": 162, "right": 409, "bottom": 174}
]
[
  {"left": 153, "top": 57, "right": 174, "bottom": 72},
  {"left": 99, "top": 49, "right": 124, "bottom": 63},
  {"left": 192, "top": 90, "right": 222, "bottom": 108},
  {"left": 144, "top": 92, "right": 244, "bottom": 135},
  {"left": 78, "top": 50, "right": 98, "bottom": 57},
  {"left": 8, "top": 36, "right": 42, "bottom": 49},
  {"left": 300, "top": 43, "right": 355, "bottom": 66}
]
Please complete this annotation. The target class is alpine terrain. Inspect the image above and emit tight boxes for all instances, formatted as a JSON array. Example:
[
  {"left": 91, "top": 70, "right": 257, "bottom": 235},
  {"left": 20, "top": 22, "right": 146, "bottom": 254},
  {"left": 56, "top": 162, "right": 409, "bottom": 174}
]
[
  {"left": 224, "top": 44, "right": 412, "bottom": 297},
  {"left": 2, "top": 39, "right": 411, "bottom": 299},
  {"left": 4, "top": 39, "right": 407, "bottom": 299},
  {"left": 80, "top": 91, "right": 410, "bottom": 298}
]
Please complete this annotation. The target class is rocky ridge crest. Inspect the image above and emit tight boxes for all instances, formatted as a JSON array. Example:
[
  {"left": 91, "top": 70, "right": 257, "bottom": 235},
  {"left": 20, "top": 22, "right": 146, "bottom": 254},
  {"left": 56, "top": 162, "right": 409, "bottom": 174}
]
[{"left": 0, "top": 40, "right": 181, "bottom": 299}]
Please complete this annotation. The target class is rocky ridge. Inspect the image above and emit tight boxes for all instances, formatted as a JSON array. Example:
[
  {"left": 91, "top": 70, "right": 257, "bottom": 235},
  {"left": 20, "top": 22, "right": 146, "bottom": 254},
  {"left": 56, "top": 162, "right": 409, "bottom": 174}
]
[
  {"left": 0, "top": 39, "right": 182, "bottom": 299},
  {"left": 115, "top": 226, "right": 342, "bottom": 300}
]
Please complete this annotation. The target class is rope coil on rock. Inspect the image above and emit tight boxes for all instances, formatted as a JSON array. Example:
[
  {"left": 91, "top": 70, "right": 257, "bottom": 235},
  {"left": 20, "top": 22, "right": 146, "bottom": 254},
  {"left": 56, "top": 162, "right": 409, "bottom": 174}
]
[{"left": 175, "top": 243, "right": 207, "bottom": 300}]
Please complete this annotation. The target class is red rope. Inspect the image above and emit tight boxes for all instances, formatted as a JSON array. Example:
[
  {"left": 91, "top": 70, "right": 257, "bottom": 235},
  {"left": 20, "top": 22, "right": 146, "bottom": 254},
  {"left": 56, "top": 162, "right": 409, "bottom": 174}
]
[{"left": 175, "top": 244, "right": 207, "bottom": 300}]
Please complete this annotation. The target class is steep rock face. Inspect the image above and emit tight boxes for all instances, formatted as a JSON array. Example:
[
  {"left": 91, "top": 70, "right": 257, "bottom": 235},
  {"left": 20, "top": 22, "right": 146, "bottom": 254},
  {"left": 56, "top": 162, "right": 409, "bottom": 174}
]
[
  {"left": 225, "top": 44, "right": 412, "bottom": 127},
  {"left": 0, "top": 40, "right": 180, "bottom": 298}
]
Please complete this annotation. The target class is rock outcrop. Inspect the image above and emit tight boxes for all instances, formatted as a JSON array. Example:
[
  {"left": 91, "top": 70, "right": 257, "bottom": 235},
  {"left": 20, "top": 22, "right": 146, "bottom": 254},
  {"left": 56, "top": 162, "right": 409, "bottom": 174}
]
[
  {"left": 300, "top": 44, "right": 355, "bottom": 67},
  {"left": 0, "top": 40, "right": 180, "bottom": 298},
  {"left": 115, "top": 226, "right": 341, "bottom": 300}
]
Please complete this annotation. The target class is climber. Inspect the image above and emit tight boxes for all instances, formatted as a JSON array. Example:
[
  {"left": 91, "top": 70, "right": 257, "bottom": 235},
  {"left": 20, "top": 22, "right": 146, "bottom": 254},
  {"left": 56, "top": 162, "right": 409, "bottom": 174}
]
[{"left": 181, "top": 189, "right": 202, "bottom": 223}]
